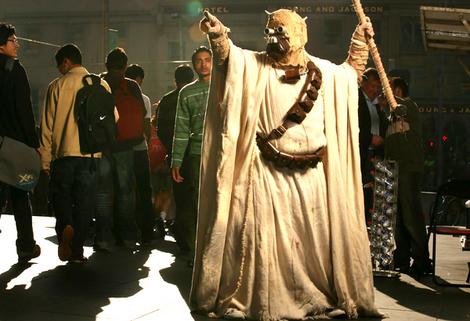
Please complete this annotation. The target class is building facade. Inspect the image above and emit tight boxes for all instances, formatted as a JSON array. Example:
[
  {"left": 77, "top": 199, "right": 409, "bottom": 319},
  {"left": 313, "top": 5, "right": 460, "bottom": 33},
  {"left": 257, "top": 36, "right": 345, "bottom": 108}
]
[{"left": 1, "top": 0, "right": 469, "bottom": 190}]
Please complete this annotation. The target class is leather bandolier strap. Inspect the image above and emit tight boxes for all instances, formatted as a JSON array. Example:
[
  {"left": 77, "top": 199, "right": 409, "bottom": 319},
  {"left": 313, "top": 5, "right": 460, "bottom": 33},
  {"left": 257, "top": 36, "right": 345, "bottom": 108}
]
[{"left": 256, "top": 60, "right": 325, "bottom": 170}]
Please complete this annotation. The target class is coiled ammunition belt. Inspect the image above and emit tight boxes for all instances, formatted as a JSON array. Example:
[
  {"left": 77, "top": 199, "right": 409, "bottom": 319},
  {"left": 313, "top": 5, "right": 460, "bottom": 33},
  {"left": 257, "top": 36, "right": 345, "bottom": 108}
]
[
  {"left": 256, "top": 60, "right": 324, "bottom": 170},
  {"left": 256, "top": 133, "right": 324, "bottom": 169}
]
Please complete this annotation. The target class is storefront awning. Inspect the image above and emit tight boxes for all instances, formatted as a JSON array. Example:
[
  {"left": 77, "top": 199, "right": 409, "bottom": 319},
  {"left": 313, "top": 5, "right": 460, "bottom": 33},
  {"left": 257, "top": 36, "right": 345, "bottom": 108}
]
[{"left": 420, "top": 6, "right": 470, "bottom": 52}]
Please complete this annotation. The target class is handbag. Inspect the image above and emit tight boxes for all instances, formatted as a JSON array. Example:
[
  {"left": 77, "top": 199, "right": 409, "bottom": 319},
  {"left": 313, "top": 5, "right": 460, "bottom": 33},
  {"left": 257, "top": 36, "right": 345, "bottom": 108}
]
[
  {"left": 0, "top": 136, "right": 40, "bottom": 191},
  {"left": 148, "top": 127, "right": 168, "bottom": 173}
]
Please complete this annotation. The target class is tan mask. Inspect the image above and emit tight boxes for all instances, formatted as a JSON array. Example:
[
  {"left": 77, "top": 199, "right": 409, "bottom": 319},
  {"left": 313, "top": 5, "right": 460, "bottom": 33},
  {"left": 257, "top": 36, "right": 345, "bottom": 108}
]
[{"left": 265, "top": 9, "right": 308, "bottom": 66}]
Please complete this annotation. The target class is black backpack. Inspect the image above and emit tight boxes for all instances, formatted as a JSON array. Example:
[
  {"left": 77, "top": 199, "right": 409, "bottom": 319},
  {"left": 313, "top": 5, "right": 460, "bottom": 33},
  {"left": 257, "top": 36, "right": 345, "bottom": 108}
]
[{"left": 75, "top": 74, "right": 116, "bottom": 154}]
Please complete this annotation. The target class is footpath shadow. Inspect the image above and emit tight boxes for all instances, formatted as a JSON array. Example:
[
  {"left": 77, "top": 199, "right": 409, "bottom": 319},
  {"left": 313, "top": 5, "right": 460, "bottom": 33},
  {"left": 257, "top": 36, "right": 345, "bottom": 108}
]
[
  {"left": 156, "top": 239, "right": 192, "bottom": 300},
  {"left": 374, "top": 274, "right": 470, "bottom": 320},
  {"left": 156, "top": 239, "right": 210, "bottom": 320},
  {"left": 0, "top": 262, "right": 33, "bottom": 289},
  {"left": 0, "top": 247, "right": 151, "bottom": 321}
]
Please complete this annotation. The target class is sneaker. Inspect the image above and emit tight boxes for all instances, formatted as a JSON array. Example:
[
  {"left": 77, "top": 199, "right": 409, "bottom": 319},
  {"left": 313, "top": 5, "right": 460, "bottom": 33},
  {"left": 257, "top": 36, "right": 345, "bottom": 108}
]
[
  {"left": 18, "top": 244, "right": 41, "bottom": 263},
  {"left": 394, "top": 265, "right": 410, "bottom": 274},
  {"left": 93, "top": 241, "right": 112, "bottom": 252},
  {"left": 121, "top": 240, "right": 138, "bottom": 250},
  {"left": 58, "top": 225, "right": 74, "bottom": 261},
  {"left": 141, "top": 230, "right": 165, "bottom": 246},
  {"left": 69, "top": 255, "right": 88, "bottom": 264},
  {"left": 409, "top": 261, "right": 433, "bottom": 278}
]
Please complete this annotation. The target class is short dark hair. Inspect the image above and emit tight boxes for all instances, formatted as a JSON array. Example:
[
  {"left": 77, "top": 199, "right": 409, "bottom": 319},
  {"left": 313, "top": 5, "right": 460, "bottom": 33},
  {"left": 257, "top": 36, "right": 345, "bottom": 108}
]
[
  {"left": 106, "top": 47, "right": 128, "bottom": 71},
  {"left": 362, "top": 68, "right": 380, "bottom": 82},
  {"left": 125, "top": 64, "right": 145, "bottom": 80},
  {"left": 174, "top": 64, "right": 194, "bottom": 86},
  {"left": 191, "top": 46, "right": 212, "bottom": 66},
  {"left": 390, "top": 77, "right": 409, "bottom": 97},
  {"left": 55, "top": 44, "right": 82, "bottom": 66},
  {"left": 0, "top": 23, "right": 15, "bottom": 46}
]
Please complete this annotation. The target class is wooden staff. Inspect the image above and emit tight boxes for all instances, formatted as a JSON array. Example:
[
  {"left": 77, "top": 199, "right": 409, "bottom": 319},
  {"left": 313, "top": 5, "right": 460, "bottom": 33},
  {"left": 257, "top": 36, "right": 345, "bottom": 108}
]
[{"left": 352, "top": 0, "right": 398, "bottom": 111}]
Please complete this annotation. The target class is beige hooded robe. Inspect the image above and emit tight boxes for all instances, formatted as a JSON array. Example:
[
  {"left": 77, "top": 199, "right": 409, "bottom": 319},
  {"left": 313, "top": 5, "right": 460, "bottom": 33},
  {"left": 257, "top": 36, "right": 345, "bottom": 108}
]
[{"left": 190, "top": 41, "right": 379, "bottom": 320}]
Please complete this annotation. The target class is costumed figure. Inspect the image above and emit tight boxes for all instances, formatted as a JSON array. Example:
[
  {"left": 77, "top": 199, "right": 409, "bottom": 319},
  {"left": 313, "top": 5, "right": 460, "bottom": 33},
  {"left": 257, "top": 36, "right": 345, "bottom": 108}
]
[{"left": 191, "top": 8, "right": 381, "bottom": 320}]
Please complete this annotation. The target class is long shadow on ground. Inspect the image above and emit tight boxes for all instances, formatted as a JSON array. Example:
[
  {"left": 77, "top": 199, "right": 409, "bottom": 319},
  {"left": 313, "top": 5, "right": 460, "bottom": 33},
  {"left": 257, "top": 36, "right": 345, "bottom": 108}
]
[{"left": 0, "top": 248, "right": 151, "bottom": 321}]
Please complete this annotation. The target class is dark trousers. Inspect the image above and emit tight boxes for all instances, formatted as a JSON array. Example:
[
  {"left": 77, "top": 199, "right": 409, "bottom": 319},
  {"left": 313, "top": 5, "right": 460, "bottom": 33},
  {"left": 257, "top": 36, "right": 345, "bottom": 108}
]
[
  {"left": 134, "top": 149, "right": 155, "bottom": 241},
  {"left": 394, "top": 170, "right": 430, "bottom": 270},
  {"left": 50, "top": 157, "right": 97, "bottom": 257},
  {"left": 362, "top": 149, "right": 380, "bottom": 225},
  {"left": 173, "top": 154, "right": 200, "bottom": 255},
  {"left": 95, "top": 154, "right": 114, "bottom": 246},
  {"left": 112, "top": 149, "right": 137, "bottom": 243},
  {"left": 0, "top": 183, "right": 36, "bottom": 253}
]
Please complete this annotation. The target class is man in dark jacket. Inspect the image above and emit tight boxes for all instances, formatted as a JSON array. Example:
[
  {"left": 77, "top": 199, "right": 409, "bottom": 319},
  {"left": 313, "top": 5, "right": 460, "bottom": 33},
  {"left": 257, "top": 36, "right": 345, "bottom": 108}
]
[
  {"left": 358, "top": 68, "right": 388, "bottom": 224},
  {"left": 0, "top": 23, "right": 41, "bottom": 262},
  {"left": 156, "top": 64, "right": 194, "bottom": 160},
  {"left": 385, "top": 77, "right": 431, "bottom": 276},
  {"left": 155, "top": 64, "right": 193, "bottom": 253}
]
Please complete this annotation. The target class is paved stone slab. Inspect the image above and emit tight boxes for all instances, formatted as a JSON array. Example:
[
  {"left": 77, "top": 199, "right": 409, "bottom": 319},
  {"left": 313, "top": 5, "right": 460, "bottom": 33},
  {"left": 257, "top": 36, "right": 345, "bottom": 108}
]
[{"left": 1, "top": 214, "right": 469, "bottom": 321}]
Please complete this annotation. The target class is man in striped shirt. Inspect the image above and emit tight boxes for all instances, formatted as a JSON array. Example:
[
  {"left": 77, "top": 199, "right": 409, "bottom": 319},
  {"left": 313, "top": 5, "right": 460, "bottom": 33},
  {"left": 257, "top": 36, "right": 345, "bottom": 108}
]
[{"left": 171, "top": 46, "right": 212, "bottom": 264}]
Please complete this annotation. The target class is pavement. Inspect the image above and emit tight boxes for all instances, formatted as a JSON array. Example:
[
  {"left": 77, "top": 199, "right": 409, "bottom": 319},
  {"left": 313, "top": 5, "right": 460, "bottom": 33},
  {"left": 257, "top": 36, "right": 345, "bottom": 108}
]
[{"left": 0, "top": 214, "right": 469, "bottom": 321}]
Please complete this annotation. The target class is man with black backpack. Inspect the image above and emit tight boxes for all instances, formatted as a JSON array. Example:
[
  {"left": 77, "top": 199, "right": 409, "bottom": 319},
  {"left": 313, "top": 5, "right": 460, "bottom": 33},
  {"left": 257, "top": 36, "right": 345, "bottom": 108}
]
[{"left": 40, "top": 44, "right": 116, "bottom": 263}]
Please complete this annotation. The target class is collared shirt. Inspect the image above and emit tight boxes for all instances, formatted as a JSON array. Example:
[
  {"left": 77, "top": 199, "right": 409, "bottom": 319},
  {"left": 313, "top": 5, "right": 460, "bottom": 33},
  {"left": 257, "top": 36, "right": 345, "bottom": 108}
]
[{"left": 362, "top": 90, "right": 380, "bottom": 136}]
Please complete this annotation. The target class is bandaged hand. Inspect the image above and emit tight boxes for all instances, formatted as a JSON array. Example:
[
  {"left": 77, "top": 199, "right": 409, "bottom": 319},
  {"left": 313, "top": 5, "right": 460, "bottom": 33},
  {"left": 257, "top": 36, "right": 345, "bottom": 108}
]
[
  {"left": 346, "top": 17, "right": 373, "bottom": 80},
  {"left": 200, "top": 11, "right": 226, "bottom": 38},
  {"left": 357, "top": 16, "right": 374, "bottom": 39},
  {"left": 200, "top": 10, "right": 231, "bottom": 66}
]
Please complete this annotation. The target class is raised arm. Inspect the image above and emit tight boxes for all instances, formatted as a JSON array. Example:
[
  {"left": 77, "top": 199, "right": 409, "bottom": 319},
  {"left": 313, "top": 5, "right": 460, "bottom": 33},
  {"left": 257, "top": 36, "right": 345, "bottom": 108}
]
[
  {"left": 199, "top": 11, "right": 230, "bottom": 67},
  {"left": 346, "top": 18, "right": 374, "bottom": 81}
]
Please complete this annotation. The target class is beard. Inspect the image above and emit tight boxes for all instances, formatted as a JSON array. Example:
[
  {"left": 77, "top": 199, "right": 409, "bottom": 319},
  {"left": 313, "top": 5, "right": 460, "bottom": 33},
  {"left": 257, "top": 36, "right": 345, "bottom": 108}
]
[{"left": 266, "top": 37, "right": 290, "bottom": 61}]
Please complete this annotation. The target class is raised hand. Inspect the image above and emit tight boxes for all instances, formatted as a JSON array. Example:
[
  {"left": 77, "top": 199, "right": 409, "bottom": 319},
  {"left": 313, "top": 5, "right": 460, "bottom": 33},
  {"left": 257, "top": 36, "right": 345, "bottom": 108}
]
[
  {"left": 199, "top": 10, "right": 226, "bottom": 38},
  {"left": 358, "top": 16, "right": 375, "bottom": 38}
]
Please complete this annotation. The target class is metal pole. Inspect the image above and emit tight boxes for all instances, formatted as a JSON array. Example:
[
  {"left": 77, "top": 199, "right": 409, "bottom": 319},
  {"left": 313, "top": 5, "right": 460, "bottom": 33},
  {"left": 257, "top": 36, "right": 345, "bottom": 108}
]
[
  {"left": 436, "top": 0, "right": 448, "bottom": 188},
  {"left": 178, "top": 14, "right": 184, "bottom": 61},
  {"left": 103, "top": 0, "right": 109, "bottom": 59}
]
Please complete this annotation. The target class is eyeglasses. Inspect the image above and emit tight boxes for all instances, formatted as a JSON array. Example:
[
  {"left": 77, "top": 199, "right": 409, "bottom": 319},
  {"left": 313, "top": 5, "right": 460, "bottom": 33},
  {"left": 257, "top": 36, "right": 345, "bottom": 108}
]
[{"left": 7, "top": 38, "right": 19, "bottom": 44}]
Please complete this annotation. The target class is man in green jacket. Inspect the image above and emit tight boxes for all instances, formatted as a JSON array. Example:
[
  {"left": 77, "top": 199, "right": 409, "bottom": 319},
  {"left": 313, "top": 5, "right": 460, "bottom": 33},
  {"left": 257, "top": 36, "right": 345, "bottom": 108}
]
[{"left": 171, "top": 46, "right": 212, "bottom": 264}]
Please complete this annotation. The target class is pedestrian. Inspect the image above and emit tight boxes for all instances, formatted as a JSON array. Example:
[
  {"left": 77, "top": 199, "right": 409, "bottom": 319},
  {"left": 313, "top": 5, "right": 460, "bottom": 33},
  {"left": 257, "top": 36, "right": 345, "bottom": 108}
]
[
  {"left": 125, "top": 63, "right": 163, "bottom": 243},
  {"left": 102, "top": 48, "right": 146, "bottom": 249},
  {"left": 0, "top": 22, "right": 41, "bottom": 262},
  {"left": 154, "top": 64, "right": 194, "bottom": 247},
  {"left": 170, "top": 48, "right": 211, "bottom": 265},
  {"left": 40, "top": 44, "right": 113, "bottom": 262}
]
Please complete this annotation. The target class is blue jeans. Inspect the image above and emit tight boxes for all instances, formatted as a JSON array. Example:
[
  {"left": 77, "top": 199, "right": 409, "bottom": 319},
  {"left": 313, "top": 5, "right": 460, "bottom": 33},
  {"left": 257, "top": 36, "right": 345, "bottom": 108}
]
[
  {"left": 50, "top": 157, "right": 97, "bottom": 257},
  {"left": 112, "top": 150, "right": 137, "bottom": 243}
]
